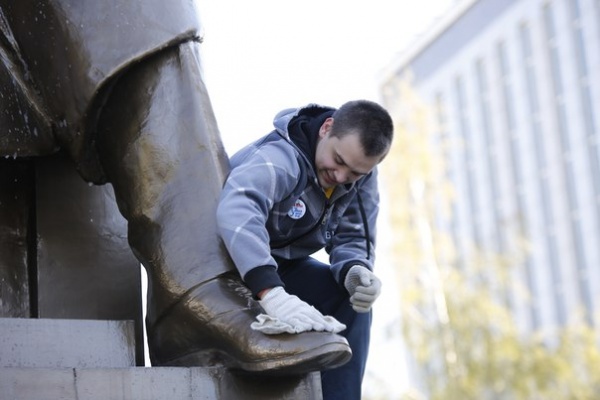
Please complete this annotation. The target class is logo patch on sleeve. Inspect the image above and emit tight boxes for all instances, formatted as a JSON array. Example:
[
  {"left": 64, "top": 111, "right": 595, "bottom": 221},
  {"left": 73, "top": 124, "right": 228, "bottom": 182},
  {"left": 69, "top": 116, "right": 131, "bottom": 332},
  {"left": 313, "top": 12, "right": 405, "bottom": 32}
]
[{"left": 287, "top": 199, "right": 306, "bottom": 219}]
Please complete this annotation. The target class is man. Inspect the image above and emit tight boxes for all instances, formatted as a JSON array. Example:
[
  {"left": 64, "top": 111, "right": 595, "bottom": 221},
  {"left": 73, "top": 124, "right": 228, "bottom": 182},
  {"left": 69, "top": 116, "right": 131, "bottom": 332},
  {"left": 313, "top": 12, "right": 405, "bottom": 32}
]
[{"left": 217, "top": 100, "right": 394, "bottom": 399}]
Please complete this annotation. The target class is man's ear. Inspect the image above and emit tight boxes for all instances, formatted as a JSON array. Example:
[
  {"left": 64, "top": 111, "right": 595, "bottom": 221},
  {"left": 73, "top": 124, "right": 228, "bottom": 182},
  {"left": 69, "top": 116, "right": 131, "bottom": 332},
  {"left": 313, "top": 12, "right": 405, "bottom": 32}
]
[{"left": 319, "top": 117, "right": 334, "bottom": 139}]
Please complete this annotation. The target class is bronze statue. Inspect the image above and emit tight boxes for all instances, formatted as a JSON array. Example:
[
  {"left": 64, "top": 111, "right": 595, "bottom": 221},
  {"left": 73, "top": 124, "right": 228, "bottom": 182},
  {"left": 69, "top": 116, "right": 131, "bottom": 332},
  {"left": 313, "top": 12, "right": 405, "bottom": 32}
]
[{"left": 0, "top": 0, "right": 351, "bottom": 374}]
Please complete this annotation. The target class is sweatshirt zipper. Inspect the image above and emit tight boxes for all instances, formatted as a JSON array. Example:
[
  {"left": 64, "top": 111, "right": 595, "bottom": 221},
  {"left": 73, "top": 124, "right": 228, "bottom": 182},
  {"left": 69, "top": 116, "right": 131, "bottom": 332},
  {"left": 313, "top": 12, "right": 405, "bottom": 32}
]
[{"left": 270, "top": 200, "right": 331, "bottom": 249}]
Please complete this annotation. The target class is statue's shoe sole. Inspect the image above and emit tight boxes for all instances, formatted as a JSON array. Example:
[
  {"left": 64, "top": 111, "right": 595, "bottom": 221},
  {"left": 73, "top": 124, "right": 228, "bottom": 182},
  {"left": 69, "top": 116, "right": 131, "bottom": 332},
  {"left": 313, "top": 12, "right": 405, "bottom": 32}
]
[{"left": 165, "top": 335, "right": 352, "bottom": 375}]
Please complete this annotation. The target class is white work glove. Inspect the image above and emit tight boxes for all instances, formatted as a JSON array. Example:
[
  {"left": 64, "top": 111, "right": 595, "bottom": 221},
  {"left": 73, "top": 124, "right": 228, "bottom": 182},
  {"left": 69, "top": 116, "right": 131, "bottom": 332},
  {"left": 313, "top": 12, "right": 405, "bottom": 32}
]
[
  {"left": 344, "top": 265, "right": 382, "bottom": 313},
  {"left": 255, "top": 286, "right": 346, "bottom": 334}
]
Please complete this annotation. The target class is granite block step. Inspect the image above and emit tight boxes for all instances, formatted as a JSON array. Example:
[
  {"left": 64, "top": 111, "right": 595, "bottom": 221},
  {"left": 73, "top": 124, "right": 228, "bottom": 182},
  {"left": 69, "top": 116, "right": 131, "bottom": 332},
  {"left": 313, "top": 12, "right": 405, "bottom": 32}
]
[
  {"left": 0, "top": 367, "right": 322, "bottom": 399},
  {"left": 0, "top": 318, "right": 135, "bottom": 368},
  {"left": 0, "top": 318, "right": 323, "bottom": 399}
]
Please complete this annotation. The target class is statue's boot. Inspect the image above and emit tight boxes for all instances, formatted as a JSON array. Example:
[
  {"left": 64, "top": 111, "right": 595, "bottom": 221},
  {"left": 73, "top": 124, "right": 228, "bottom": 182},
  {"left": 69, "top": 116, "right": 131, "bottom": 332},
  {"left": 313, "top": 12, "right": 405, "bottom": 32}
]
[
  {"left": 147, "top": 270, "right": 351, "bottom": 373},
  {"left": 95, "top": 41, "right": 351, "bottom": 374}
]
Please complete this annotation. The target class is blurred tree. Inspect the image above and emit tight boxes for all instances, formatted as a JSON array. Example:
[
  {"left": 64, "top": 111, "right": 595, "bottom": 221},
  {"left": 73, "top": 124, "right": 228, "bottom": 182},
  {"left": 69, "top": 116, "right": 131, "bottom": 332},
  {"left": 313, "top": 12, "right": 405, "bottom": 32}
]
[{"left": 380, "top": 78, "right": 600, "bottom": 400}]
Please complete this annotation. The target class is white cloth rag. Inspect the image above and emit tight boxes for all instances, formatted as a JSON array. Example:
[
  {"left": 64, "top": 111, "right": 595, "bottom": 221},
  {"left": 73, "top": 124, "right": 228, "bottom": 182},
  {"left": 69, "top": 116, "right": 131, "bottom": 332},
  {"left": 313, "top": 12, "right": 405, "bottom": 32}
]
[{"left": 250, "top": 314, "right": 346, "bottom": 335}]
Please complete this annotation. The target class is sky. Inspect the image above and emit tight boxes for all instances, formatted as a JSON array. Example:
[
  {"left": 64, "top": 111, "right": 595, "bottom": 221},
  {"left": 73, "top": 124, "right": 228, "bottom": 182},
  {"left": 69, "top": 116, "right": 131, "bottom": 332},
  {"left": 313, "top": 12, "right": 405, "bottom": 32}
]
[
  {"left": 186, "top": 0, "right": 455, "bottom": 396},
  {"left": 197, "top": 0, "right": 454, "bottom": 153}
]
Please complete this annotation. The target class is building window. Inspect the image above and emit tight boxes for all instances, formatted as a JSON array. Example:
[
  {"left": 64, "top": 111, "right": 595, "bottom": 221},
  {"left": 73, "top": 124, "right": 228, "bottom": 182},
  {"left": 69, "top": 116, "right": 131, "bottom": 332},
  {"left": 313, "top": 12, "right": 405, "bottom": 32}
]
[
  {"left": 454, "top": 75, "right": 483, "bottom": 250},
  {"left": 475, "top": 58, "right": 504, "bottom": 253},
  {"left": 568, "top": 0, "right": 597, "bottom": 323},
  {"left": 435, "top": 92, "right": 461, "bottom": 267},
  {"left": 519, "top": 20, "right": 562, "bottom": 327},
  {"left": 543, "top": 2, "right": 590, "bottom": 324}
]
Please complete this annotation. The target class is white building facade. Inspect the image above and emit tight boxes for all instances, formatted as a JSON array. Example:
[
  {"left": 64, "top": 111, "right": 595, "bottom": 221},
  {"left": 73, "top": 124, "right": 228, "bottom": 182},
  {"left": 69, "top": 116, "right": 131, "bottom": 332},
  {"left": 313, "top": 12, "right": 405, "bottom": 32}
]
[{"left": 381, "top": 0, "right": 600, "bottom": 333}]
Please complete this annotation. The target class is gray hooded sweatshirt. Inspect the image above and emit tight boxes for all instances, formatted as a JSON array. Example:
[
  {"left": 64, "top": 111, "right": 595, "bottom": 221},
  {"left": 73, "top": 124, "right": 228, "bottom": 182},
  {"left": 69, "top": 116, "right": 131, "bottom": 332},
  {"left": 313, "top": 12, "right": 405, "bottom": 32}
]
[{"left": 216, "top": 105, "right": 379, "bottom": 296}]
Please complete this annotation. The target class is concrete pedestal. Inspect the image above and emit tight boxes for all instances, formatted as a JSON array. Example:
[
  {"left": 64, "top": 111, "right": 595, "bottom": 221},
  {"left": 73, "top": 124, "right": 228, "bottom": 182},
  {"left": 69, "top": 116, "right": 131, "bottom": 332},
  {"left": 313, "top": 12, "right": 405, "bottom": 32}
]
[
  {"left": 0, "top": 367, "right": 322, "bottom": 400},
  {"left": 0, "top": 318, "right": 323, "bottom": 400}
]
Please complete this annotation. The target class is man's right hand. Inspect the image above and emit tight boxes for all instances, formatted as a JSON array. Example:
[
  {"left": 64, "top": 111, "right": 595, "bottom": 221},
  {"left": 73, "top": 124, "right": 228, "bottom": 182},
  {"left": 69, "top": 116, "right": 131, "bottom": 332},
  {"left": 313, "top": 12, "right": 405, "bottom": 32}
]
[{"left": 258, "top": 287, "right": 346, "bottom": 333}]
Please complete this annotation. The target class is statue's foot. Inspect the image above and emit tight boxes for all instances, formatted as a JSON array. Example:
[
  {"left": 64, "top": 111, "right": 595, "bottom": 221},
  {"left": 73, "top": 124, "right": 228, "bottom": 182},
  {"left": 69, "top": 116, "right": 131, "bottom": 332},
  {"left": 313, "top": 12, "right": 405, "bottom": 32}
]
[{"left": 147, "top": 272, "right": 352, "bottom": 375}]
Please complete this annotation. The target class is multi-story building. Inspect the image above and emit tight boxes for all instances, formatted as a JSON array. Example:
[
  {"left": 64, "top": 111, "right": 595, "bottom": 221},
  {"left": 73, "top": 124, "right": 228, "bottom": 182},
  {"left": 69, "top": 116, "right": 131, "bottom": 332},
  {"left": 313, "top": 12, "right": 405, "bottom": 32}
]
[{"left": 381, "top": 0, "right": 600, "bottom": 333}]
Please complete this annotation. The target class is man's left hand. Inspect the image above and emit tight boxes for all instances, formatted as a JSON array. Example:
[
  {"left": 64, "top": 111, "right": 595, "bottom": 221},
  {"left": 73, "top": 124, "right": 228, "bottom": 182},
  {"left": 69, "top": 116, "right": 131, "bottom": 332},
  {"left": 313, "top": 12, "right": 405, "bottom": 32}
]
[{"left": 344, "top": 265, "right": 382, "bottom": 313}]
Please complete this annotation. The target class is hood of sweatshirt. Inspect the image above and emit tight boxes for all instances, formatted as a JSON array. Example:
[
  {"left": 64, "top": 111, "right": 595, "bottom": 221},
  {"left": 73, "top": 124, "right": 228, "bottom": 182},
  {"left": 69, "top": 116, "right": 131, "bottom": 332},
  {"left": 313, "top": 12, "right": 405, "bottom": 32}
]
[{"left": 273, "top": 104, "right": 335, "bottom": 171}]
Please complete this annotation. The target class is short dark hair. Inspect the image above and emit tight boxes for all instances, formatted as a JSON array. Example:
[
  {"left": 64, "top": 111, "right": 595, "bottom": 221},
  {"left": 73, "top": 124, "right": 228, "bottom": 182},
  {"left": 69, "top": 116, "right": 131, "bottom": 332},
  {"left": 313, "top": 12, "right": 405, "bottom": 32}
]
[{"left": 330, "top": 100, "right": 393, "bottom": 157}]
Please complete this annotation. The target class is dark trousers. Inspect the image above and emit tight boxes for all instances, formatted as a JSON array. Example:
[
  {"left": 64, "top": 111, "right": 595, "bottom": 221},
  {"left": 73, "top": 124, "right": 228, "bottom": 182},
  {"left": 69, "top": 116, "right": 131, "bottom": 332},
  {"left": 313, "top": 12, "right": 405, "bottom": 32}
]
[{"left": 277, "top": 256, "right": 372, "bottom": 400}]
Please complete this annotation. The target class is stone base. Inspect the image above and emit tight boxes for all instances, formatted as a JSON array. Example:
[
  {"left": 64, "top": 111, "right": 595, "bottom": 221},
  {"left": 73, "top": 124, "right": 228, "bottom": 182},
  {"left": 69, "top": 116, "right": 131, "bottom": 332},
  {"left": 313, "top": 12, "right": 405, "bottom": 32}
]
[
  {"left": 0, "top": 318, "right": 323, "bottom": 399},
  {"left": 0, "top": 367, "right": 322, "bottom": 400}
]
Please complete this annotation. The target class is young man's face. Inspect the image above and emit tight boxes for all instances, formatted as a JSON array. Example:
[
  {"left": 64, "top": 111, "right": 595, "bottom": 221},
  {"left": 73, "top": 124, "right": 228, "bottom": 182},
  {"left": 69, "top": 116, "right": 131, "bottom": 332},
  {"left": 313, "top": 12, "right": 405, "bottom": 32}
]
[{"left": 314, "top": 118, "right": 384, "bottom": 189}]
